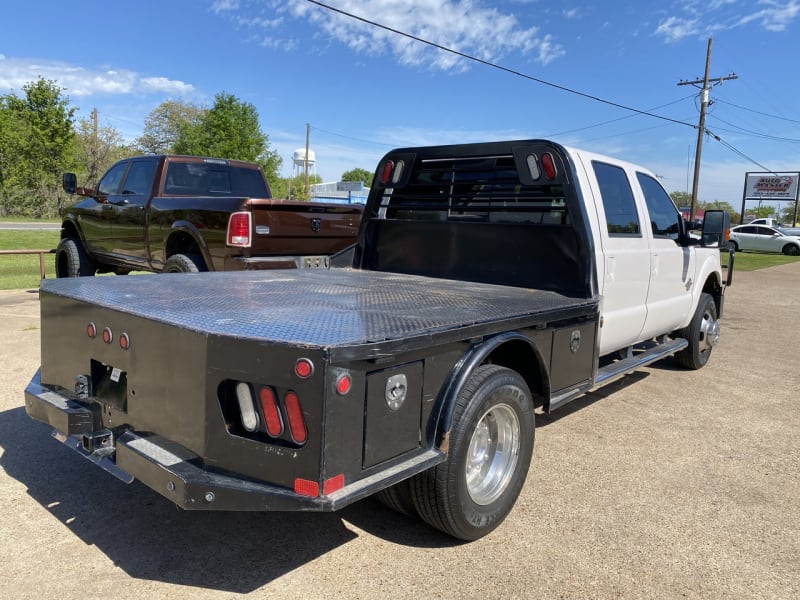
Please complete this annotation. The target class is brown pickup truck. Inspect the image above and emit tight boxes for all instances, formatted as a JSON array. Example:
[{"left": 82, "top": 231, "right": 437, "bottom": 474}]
[{"left": 56, "top": 155, "right": 363, "bottom": 276}]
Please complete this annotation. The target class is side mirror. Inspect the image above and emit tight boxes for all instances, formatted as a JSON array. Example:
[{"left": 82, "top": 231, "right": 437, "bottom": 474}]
[
  {"left": 62, "top": 172, "right": 77, "bottom": 195},
  {"left": 701, "top": 210, "right": 730, "bottom": 249}
]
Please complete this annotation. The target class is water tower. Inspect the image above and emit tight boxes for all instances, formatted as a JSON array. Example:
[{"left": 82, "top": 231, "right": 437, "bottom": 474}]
[{"left": 292, "top": 148, "right": 316, "bottom": 178}]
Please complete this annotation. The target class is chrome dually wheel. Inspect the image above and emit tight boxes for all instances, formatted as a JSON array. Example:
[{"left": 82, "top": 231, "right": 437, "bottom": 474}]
[{"left": 465, "top": 403, "right": 520, "bottom": 505}]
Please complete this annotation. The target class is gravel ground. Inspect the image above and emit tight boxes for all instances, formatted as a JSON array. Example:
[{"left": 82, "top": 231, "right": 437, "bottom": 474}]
[{"left": 0, "top": 264, "right": 798, "bottom": 599}]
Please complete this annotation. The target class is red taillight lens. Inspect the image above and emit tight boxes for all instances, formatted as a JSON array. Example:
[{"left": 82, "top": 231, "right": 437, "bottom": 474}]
[
  {"left": 119, "top": 333, "right": 130, "bottom": 350},
  {"left": 335, "top": 373, "right": 352, "bottom": 396},
  {"left": 227, "top": 212, "right": 252, "bottom": 247},
  {"left": 102, "top": 327, "right": 113, "bottom": 344},
  {"left": 284, "top": 391, "right": 308, "bottom": 444},
  {"left": 294, "top": 358, "right": 314, "bottom": 379},
  {"left": 541, "top": 152, "right": 557, "bottom": 180},
  {"left": 380, "top": 160, "right": 395, "bottom": 185},
  {"left": 87, "top": 322, "right": 97, "bottom": 338},
  {"left": 259, "top": 387, "right": 283, "bottom": 437}
]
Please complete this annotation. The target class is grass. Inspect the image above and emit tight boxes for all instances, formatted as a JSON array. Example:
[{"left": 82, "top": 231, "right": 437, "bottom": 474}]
[
  {"left": 0, "top": 229, "right": 60, "bottom": 290},
  {"left": 0, "top": 221, "right": 798, "bottom": 290},
  {"left": 724, "top": 250, "right": 800, "bottom": 271}
]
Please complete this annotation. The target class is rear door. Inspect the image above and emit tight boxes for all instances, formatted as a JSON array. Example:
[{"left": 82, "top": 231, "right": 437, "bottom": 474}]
[{"left": 579, "top": 157, "right": 650, "bottom": 355}]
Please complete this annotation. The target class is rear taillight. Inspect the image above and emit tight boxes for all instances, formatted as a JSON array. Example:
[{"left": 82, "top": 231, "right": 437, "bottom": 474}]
[
  {"left": 380, "top": 160, "right": 395, "bottom": 185},
  {"left": 227, "top": 212, "right": 252, "bottom": 247},
  {"left": 284, "top": 391, "right": 308, "bottom": 444},
  {"left": 224, "top": 380, "right": 309, "bottom": 447},
  {"left": 541, "top": 152, "right": 557, "bottom": 180},
  {"left": 235, "top": 383, "right": 259, "bottom": 432},
  {"left": 259, "top": 387, "right": 283, "bottom": 437}
]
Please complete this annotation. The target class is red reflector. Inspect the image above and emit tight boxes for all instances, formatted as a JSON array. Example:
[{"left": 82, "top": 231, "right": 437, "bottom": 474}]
[
  {"left": 284, "top": 391, "right": 308, "bottom": 444},
  {"left": 102, "top": 327, "right": 113, "bottom": 344},
  {"left": 119, "top": 333, "right": 130, "bottom": 351},
  {"left": 541, "top": 152, "right": 557, "bottom": 180},
  {"left": 380, "top": 160, "right": 395, "bottom": 185},
  {"left": 335, "top": 373, "right": 352, "bottom": 396},
  {"left": 294, "top": 358, "right": 314, "bottom": 379},
  {"left": 87, "top": 322, "right": 97, "bottom": 339},
  {"left": 323, "top": 474, "right": 345, "bottom": 495},
  {"left": 227, "top": 212, "right": 252, "bottom": 247},
  {"left": 259, "top": 387, "right": 283, "bottom": 437},
  {"left": 294, "top": 478, "right": 320, "bottom": 497}
]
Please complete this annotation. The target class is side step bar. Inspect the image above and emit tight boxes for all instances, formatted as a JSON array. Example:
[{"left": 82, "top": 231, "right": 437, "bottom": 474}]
[
  {"left": 549, "top": 337, "right": 688, "bottom": 412},
  {"left": 595, "top": 337, "right": 688, "bottom": 386}
]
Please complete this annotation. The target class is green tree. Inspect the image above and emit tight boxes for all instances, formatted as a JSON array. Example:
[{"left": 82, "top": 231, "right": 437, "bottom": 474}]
[
  {"left": 174, "top": 92, "right": 265, "bottom": 161},
  {"left": 285, "top": 173, "right": 323, "bottom": 201},
  {"left": 0, "top": 78, "right": 76, "bottom": 216},
  {"left": 135, "top": 99, "right": 204, "bottom": 155},
  {"left": 669, "top": 191, "right": 692, "bottom": 208},
  {"left": 341, "top": 167, "right": 373, "bottom": 188},
  {"left": 172, "top": 92, "right": 282, "bottom": 188},
  {"left": 72, "top": 116, "right": 137, "bottom": 189}
]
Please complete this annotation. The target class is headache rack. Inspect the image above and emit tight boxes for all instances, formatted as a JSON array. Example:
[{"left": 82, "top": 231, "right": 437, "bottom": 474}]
[
  {"left": 359, "top": 142, "right": 595, "bottom": 298},
  {"left": 378, "top": 154, "right": 571, "bottom": 225}
]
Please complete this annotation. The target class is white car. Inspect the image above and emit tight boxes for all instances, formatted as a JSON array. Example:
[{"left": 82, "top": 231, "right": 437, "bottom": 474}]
[{"left": 729, "top": 225, "right": 800, "bottom": 255}]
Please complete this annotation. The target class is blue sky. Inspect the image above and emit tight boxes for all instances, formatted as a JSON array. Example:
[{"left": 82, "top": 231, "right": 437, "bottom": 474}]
[{"left": 1, "top": 0, "right": 799, "bottom": 206}]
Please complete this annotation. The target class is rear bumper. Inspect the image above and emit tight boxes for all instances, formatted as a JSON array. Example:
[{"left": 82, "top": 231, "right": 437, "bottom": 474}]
[
  {"left": 24, "top": 369, "right": 443, "bottom": 512},
  {"left": 232, "top": 255, "right": 331, "bottom": 270}
]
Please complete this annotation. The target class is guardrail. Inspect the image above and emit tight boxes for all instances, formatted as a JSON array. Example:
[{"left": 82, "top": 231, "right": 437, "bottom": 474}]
[{"left": 0, "top": 249, "right": 55, "bottom": 279}]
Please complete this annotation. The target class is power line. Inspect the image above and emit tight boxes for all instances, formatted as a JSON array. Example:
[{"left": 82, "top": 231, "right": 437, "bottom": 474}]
[
  {"left": 707, "top": 114, "right": 800, "bottom": 143},
  {"left": 305, "top": 0, "right": 697, "bottom": 130},
  {"left": 714, "top": 98, "right": 800, "bottom": 125},
  {"left": 303, "top": 2, "right": 779, "bottom": 180}
]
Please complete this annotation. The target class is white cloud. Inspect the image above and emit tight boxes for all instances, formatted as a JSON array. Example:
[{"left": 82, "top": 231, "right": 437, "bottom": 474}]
[
  {"left": 210, "top": 0, "right": 240, "bottom": 13},
  {"left": 655, "top": 0, "right": 800, "bottom": 41},
  {"left": 0, "top": 56, "right": 195, "bottom": 97},
  {"left": 654, "top": 16, "right": 702, "bottom": 42},
  {"left": 227, "top": 0, "right": 564, "bottom": 71}
]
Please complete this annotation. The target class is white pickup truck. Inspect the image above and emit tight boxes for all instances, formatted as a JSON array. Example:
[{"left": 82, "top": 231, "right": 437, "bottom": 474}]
[{"left": 25, "top": 139, "right": 733, "bottom": 540}]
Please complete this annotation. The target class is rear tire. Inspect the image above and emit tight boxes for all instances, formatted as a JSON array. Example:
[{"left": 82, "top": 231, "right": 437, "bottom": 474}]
[
  {"left": 729, "top": 240, "right": 738, "bottom": 252},
  {"left": 410, "top": 365, "right": 534, "bottom": 541},
  {"left": 163, "top": 253, "right": 206, "bottom": 273},
  {"left": 675, "top": 292, "right": 719, "bottom": 370},
  {"left": 374, "top": 479, "right": 417, "bottom": 516},
  {"left": 55, "top": 238, "right": 95, "bottom": 277}
]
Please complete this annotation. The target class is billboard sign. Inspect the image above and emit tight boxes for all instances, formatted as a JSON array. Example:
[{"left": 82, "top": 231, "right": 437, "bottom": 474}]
[{"left": 744, "top": 173, "right": 799, "bottom": 201}]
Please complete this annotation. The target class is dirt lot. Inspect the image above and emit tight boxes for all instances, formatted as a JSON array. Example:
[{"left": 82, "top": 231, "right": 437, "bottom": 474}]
[{"left": 0, "top": 265, "right": 798, "bottom": 599}]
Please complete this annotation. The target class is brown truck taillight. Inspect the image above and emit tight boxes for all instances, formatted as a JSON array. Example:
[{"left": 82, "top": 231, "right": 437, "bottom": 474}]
[{"left": 227, "top": 211, "right": 252, "bottom": 247}]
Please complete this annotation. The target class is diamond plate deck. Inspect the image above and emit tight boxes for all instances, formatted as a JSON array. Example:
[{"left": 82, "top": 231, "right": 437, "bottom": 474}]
[{"left": 41, "top": 269, "right": 594, "bottom": 349}]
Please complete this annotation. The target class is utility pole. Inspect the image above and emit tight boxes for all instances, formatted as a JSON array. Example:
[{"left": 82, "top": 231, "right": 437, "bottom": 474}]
[
  {"left": 677, "top": 37, "right": 737, "bottom": 222},
  {"left": 89, "top": 108, "right": 99, "bottom": 185},
  {"left": 304, "top": 123, "right": 311, "bottom": 200}
]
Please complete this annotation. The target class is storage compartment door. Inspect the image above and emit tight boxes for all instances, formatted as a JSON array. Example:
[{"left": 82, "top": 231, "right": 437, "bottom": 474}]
[
  {"left": 363, "top": 362, "right": 423, "bottom": 469},
  {"left": 549, "top": 322, "right": 596, "bottom": 392}
]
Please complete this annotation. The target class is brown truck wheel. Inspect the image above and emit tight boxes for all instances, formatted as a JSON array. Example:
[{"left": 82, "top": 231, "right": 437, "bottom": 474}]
[
  {"left": 410, "top": 365, "right": 534, "bottom": 540},
  {"left": 163, "top": 253, "right": 206, "bottom": 273}
]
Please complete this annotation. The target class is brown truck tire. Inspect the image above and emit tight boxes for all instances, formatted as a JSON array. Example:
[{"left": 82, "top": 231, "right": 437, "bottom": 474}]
[
  {"left": 55, "top": 238, "right": 95, "bottom": 278},
  {"left": 163, "top": 253, "right": 206, "bottom": 273}
]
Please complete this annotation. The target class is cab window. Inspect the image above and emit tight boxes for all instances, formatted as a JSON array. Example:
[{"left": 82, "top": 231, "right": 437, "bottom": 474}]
[
  {"left": 97, "top": 162, "right": 128, "bottom": 195},
  {"left": 593, "top": 161, "right": 641, "bottom": 236},
  {"left": 636, "top": 172, "right": 681, "bottom": 240},
  {"left": 121, "top": 160, "right": 157, "bottom": 195}
]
